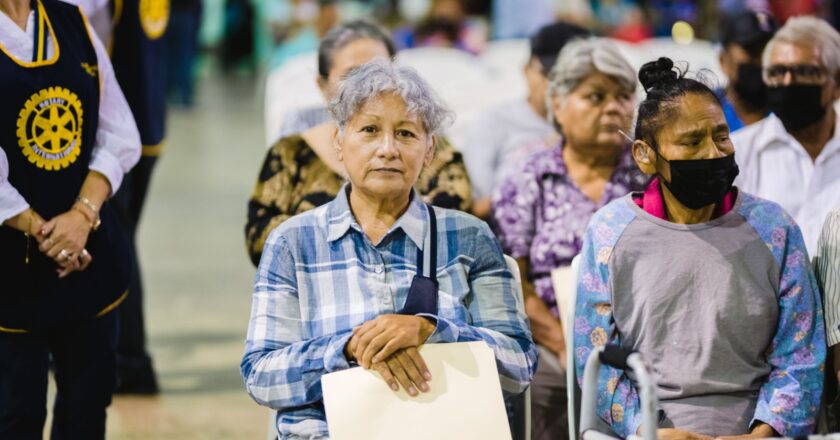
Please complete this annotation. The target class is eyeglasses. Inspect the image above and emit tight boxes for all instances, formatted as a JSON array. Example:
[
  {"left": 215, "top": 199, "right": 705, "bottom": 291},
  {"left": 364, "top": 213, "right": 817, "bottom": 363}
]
[{"left": 764, "top": 64, "right": 827, "bottom": 86}]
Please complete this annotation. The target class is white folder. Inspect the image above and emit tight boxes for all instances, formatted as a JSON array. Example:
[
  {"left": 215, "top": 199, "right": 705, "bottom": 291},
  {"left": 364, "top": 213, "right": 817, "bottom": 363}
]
[{"left": 321, "top": 341, "right": 512, "bottom": 440}]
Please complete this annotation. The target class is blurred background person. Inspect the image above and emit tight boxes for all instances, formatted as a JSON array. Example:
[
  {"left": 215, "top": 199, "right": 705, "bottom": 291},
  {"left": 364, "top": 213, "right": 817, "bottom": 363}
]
[
  {"left": 264, "top": 0, "right": 339, "bottom": 70},
  {"left": 818, "top": 206, "right": 840, "bottom": 431},
  {"left": 0, "top": 0, "right": 140, "bottom": 435},
  {"left": 491, "top": 0, "right": 556, "bottom": 39},
  {"left": 492, "top": 37, "right": 646, "bottom": 440},
  {"left": 732, "top": 16, "right": 840, "bottom": 257},
  {"left": 275, "top": 19, "right": 396, "bottom": 140},
  {"left": 165, "top": 0, "right": 203, "bottom": 107},
  {"left": 393, "top": 0, "right": 488, "bottom": 54},
  {"left": 245, "top": 20, "right": 472, "bottom": 266},
  {"left": 220, "top": 0, "right": 255, "bottom": 71},
  {"left": 717, "top": 9, "right": 777, "bottom": 132},
  {"left": 109, "top": 0, "right": 170, "bottom": 394},
  {"left": 461, "top": 21, "right": 588, "bottom": 220}
]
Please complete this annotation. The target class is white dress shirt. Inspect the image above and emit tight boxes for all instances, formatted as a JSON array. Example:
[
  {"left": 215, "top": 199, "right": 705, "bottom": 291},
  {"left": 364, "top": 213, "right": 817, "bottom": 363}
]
[
  {"left": 732, "top": 112, "right": 840, "bottom": 256},
  {"left": 0, "top": 6, "right": 141, "bottom": 224}
]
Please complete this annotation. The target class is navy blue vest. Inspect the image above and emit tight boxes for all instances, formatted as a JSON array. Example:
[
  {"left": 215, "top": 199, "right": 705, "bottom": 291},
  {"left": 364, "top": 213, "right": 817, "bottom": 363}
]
[
  {"left": 110, "top": 0, "right": 168, "bottom": 150},
  {"left": 0, "top": 0, "right": 130, "bottom": 330}
]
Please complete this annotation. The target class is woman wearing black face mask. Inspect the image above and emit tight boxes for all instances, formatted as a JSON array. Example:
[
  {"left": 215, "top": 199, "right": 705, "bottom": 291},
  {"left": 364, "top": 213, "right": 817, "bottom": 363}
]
[{"left": 573, "top": 57, "right": 825, "bottom": 440}]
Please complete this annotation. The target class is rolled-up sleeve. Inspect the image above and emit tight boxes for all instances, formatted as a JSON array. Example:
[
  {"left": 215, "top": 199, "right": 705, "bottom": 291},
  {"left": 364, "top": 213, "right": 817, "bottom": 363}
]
[
  {"left": 420, "top": 222, "right": 537, "bottom": 396},
  {"left": 0, "top": 148, "right": 29, "bottom": 224},
  {"left": 240, "top": 230, "right": 353, "bottom": 409},
  {"left": 86, "top": 17, "right": 140, "bottom": 194}
]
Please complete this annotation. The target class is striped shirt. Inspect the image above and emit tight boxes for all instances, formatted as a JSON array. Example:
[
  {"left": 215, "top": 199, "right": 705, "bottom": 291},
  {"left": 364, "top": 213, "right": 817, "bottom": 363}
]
[
  {"left": 818, "top": 208, "right": 840, "bottom": 346},
  {"left": 241, "top": 184, "right": 537, "bottom": 439}
]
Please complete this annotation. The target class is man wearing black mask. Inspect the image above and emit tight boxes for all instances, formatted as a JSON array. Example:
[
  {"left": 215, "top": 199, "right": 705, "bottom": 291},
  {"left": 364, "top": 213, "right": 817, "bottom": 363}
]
[
  {"left": 733, "top": 16, "right": 840, "bottom": 259},
  {"left": 718, "top": 10, "right": 777, "bottom": 132}
]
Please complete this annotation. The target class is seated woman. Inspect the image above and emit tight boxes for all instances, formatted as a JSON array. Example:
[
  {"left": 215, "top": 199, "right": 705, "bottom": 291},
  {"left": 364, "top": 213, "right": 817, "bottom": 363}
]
[
  {"left": 493, "top": 37, "right": 647, "bottom": 439},
  {"left": 241, "top": 60, "right": 537, "bottom": 439},
  {"left": 574, "top": 57, "right": 825, "bottom": 439},
  {"left": 246, "top": 20, "right": 471, "bottom": 266}
]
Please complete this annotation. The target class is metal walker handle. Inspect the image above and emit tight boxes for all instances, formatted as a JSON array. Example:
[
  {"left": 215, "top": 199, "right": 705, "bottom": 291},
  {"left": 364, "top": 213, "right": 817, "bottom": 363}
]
[{"left": 580, "top": 345, "right": 658, "bottom": 440}]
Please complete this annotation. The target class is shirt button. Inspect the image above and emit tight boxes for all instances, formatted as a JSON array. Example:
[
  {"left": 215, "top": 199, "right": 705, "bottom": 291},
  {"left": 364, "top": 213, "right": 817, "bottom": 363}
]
[{"left": 374, "top": 265, "right": 383, "bottom": 274}]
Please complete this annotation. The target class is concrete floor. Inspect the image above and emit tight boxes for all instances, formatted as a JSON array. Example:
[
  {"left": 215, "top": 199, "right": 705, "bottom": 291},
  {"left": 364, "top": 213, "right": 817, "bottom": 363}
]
[{"left": 104, "top": 71, "right": 272, "bottom": 439}]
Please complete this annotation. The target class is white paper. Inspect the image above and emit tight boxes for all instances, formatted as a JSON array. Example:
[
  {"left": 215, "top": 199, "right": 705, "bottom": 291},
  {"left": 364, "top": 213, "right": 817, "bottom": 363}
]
[
  {"left": 321, "top": 341, "right": 512, "bottom": 440},
  {"left": 552, "top": 265, "right": 574, "bottom": 324}
]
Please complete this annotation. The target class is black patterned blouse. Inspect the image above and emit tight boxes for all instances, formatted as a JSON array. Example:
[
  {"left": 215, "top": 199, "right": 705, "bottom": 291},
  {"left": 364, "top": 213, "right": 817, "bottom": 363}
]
[{"left": 245, "top": 135, "right": 472, "bottom": 266}]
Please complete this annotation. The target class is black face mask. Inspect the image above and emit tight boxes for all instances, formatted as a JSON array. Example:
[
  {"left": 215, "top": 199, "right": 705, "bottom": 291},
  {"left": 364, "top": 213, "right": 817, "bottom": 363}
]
[
  {"left": 732, "top": 64, "right": 767, "bottom": 109},
  {"left": 767, "top": 84, "right": 827, "bottom": 131},
  {"left": 657, "top": 153, "right": 740, "bottom": 210}
]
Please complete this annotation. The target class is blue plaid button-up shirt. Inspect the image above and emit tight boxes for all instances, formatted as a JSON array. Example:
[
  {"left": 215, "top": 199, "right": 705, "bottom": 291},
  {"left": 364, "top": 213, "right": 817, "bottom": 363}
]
[{"left": 241, "top": 185, "right": 537, "bottom": 439}]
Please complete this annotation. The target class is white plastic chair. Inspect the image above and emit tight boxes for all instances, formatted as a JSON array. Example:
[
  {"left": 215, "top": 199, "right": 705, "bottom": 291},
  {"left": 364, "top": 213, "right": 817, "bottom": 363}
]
[
  {"left": 263, "top": 52, "right": 321, "bottom": 146},
  {"left": 504, "top": 254, "right": 532, "bottom": 440},
  {"left": 551, "top": 255, "right": 581, "bottom": 440}
]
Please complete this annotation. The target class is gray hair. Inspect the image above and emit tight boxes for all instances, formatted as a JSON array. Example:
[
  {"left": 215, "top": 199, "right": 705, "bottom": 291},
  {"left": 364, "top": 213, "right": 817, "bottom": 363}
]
[
  {"left": 318, "top": 20, "right": 396, "bottom": 79},
  {"left": 762, "top": 16, "right": 840, "bottom": 77},
  {"left": 545, "top": 37, "right": 638, "bottom": 124},
  {"left": 328, "top": 60, "right": 454, "bottom": 138}
]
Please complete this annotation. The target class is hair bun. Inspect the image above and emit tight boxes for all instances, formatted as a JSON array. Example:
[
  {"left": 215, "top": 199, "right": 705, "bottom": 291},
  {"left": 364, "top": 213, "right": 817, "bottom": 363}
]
[{"left": 639, "top": 57, "right": 678, "bottom": 92}]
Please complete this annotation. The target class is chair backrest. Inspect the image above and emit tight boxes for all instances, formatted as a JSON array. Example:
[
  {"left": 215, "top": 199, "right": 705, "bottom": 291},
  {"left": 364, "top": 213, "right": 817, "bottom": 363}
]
[
  {"left": 263, "top": 52, "right": 321, "bottom": 146},
  {"left": 503, "top": 254, "right": 531, "bottom": 440},
  {"left": 552, "top": 255, "right": 581, "bottom": 440}
]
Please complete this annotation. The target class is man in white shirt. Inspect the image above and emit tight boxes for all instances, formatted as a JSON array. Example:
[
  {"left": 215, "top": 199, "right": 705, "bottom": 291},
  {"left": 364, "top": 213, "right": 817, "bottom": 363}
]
[
  {"left": 460, "top": 21, "right": 587, "bottom": 219},
  {"left": 732, "top": 16, "right": 840, "bottom": 256}
]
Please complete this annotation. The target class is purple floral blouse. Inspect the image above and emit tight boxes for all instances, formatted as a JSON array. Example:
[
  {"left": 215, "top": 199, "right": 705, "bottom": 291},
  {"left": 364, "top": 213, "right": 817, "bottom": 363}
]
[{"left": 492, "top": 144, "right": 647, "bottom": 317}]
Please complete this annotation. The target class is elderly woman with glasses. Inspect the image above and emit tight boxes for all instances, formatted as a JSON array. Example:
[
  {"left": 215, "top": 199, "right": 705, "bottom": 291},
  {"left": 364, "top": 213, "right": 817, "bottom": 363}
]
[
  {"left": 574, "top": 57, "right": 824, "bottom": 439},
  {"left": 492, "top": 37, "right": 647, "bottom": 439},
  {"left": 241, "top": 60, "right": 537, "bottom": 439}
]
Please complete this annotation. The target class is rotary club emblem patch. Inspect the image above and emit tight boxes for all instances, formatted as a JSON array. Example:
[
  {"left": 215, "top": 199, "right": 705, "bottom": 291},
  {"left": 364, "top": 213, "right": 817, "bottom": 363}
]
[
  {"left": 139, "top": 0, "right": 169, "bottom": 40},
  {"left": 16, "top": 87, "right": 84, "bottom": 171}
]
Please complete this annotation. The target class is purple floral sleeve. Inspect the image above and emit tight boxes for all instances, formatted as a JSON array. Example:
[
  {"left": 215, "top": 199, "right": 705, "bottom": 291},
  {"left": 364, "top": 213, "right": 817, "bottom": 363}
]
[
  {"left": 573, "top": 199, "right": 642, "bottom": 438},
  {"left": 739, "top": 194, "right": 826, "bottom": 436},
  {"left": 492, "top": 159, "right": 540, "bottom": 259}
]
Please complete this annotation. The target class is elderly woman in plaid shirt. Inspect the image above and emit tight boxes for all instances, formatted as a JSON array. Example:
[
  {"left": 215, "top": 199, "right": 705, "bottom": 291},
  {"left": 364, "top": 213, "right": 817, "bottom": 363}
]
[{"left": 241, "top": 59, "right": 537, "bottom": 440}]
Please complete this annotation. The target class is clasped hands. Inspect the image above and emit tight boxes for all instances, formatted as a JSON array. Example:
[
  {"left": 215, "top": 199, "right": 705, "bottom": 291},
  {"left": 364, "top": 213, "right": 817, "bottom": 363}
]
[
  {"left": 344, "top": 314, "right": 436, "bottom": 397},
  {"left": 30, "top": 207, "right": 94, "bottom": 278}
]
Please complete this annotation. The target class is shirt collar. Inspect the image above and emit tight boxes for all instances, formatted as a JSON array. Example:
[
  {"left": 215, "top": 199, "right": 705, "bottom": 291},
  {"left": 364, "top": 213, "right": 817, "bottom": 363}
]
[
  {"left": 633, "top": 177, "right": 736, "bottom": 220},
  {"left": 326, "top": 183, "right": 428, "bottom": 249},
  {"left": 754, "top": 112, "right": 840, "bottom": 158}
]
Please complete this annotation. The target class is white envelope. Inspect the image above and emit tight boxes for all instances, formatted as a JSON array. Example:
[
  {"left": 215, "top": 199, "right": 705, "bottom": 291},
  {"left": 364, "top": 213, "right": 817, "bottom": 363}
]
[{"left": 321, "top": 341, "right": 512, "bottom": 440}]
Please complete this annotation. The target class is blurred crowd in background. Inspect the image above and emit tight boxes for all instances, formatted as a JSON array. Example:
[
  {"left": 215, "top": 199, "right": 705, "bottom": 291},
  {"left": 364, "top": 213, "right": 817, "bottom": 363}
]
[{"left": 194, "top": 0, "right": 840, "bottom": 77}]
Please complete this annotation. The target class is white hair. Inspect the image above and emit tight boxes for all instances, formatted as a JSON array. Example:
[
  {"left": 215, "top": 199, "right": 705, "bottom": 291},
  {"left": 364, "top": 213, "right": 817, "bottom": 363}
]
[
  {"left": 762, "top": 16, "right": 840, "bottom": 77},
  {"left": 328, "top": 59, "right": 453, "bottom": 137},
  {"left": 545, "top": 37, "right": 638, "bottom": 124}
]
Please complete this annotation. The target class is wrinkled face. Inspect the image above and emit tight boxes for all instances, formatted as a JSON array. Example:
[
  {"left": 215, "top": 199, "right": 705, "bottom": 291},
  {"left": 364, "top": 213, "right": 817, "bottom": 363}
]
[
  {"left": 765, "top": 40, "right": 839, "bottom": 102},
  {"left": 319, "top": 38, "right": 391, "bottom": 100},
  {"left": 553, "top": 72, "right": 635, "bottom": 152},
  {"left": 633, "top": 92, "right": 734, "bottom": 180},
  {"left": 334, "top": 93, "right": 434, "bottom": 200}
]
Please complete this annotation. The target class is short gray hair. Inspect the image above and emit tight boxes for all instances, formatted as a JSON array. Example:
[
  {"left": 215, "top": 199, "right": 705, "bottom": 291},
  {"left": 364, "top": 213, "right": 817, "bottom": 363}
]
[
  {"left": 328, "top": 60, "right": 454, "bottom": 137},
  {"left": 318, "top": 20, "right": 396, "bottom": 79},
  {"left": 545, "top": 37, "right": 637, "bottom": 123},
  {"left": 763, "top": 16, "right": 840, "bottom": 77}
]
